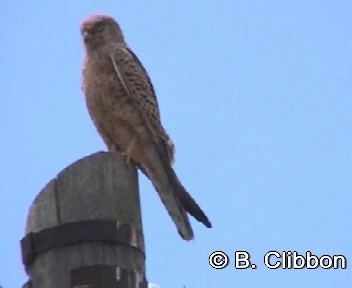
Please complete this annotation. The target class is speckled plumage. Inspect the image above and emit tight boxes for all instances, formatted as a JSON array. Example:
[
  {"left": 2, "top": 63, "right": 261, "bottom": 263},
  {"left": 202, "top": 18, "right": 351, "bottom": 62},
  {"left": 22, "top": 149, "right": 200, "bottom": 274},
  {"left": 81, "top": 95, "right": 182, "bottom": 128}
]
[{"left": 81, "top": 14, "right": 211, "bottom": 240}]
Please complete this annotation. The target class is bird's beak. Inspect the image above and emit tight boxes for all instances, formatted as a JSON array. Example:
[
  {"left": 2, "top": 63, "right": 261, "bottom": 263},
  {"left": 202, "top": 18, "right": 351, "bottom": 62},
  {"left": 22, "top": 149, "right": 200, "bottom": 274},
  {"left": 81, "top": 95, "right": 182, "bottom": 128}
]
[{"left": 82, "top": 30, "right": 92, "bottom": 42}]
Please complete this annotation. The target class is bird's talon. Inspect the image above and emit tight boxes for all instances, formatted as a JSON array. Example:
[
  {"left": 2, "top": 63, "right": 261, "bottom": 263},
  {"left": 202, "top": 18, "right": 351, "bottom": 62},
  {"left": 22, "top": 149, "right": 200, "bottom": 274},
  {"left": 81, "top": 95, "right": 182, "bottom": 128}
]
[{"left": 120, "top": 151, "right": 132, "bottom": 166}]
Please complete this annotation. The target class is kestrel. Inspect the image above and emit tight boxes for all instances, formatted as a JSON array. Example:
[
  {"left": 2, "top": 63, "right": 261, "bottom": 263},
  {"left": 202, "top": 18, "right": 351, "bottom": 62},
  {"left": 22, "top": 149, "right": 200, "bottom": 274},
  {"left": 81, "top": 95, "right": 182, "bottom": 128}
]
[{"left": 80, "top": 14, "right": 211, "bottom": 240}]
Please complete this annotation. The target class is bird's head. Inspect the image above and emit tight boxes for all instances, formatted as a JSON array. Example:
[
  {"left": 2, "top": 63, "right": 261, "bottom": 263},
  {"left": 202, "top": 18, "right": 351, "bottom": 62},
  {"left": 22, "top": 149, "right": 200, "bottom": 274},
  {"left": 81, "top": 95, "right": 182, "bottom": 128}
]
[{"left": 80, "top": 14, "right": 125, "bottom": 50}]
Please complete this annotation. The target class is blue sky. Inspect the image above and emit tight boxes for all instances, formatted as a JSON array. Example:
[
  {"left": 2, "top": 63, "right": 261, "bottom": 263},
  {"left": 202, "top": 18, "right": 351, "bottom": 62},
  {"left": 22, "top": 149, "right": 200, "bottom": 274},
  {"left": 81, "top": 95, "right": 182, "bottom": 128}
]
[{"left": 1, "top": 1, "right": 351, "bottom": 287}]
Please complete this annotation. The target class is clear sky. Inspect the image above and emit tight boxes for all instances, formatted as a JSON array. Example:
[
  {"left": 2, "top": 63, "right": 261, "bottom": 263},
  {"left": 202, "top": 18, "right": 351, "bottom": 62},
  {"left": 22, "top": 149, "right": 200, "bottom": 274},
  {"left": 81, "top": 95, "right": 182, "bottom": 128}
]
[{"left": 1, "top": 1, "right": 351, "bottom": 287}]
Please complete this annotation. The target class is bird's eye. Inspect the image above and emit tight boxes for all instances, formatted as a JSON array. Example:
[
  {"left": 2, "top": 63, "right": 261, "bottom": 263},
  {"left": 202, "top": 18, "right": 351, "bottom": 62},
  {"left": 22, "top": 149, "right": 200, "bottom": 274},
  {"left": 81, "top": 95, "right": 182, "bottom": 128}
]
[{"left": 96, "top": 22, "right": 105, "bottom": 31}]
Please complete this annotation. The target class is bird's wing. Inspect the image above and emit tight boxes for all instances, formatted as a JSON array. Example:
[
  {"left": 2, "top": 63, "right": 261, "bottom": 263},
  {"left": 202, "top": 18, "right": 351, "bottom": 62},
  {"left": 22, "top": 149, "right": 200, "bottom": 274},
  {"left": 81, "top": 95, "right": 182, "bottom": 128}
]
[
  {"left": 109, "top": 48, "right": 165, "bottom": 137},
  {"left": 109, "top": 46, "right": 193, "bottom": 237},
  {"left": 110, "top": 46, "right": 175, "bottom": 163},
  {"left": 109, "top": 46, "right": 211, "bottom": 239}
]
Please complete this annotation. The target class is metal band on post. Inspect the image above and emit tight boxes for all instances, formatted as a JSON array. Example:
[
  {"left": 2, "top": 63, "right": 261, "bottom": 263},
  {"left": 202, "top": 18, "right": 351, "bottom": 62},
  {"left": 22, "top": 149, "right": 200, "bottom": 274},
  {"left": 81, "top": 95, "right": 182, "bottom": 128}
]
[{"left": 21, "top": 220, "right": 144, "bottom": 269}]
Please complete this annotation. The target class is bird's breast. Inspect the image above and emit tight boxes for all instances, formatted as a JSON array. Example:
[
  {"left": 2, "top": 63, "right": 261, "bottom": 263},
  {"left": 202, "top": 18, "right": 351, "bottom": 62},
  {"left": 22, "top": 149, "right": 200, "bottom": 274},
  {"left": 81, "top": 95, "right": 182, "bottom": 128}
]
[
  {"left": 82, "top": 54, "right": 149, "bottom": 152},
  {"left": 83, "top": 55, "right": 132, "bottom": 117}
]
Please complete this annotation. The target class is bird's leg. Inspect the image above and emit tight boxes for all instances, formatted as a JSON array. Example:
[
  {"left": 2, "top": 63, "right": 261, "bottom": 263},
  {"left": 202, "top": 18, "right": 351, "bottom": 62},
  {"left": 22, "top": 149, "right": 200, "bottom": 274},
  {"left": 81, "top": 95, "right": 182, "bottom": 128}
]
[{"left": 121, "top": 136, "right": 137, "bottom": 166}]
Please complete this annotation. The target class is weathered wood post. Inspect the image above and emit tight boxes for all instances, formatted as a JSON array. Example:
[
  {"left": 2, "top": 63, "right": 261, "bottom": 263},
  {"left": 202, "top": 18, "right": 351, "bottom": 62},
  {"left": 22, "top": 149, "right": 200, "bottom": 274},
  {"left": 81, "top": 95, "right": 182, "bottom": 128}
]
[{"left": 21, "top": 152, "right": 147, "bottom": 288}]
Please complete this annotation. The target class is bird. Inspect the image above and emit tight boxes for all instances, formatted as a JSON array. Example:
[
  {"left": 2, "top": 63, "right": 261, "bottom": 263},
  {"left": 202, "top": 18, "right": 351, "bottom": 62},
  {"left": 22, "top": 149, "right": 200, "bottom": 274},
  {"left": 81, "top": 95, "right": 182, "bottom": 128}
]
[{"left": 80, "top": 14, "right": 211, "bottom": 240}]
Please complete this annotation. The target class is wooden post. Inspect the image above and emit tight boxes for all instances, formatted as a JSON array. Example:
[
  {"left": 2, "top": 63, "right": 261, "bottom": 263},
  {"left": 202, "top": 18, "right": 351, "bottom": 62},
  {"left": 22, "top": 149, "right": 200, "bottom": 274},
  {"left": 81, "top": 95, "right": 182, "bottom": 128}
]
[{"left": 21, "top": 152, "right": 147, "bottom": 288}]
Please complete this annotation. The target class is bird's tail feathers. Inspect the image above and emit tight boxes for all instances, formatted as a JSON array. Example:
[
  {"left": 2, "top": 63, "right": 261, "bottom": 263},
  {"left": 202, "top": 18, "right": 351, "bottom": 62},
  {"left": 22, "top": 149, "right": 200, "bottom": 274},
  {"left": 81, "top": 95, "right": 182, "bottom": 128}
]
[
  {"left": 168, "top": 168, "right": 212, "bottom": 228},
  {"left": 155, "top": 142, "right": 212, "bottom": 229},
  {"left": 141, "top": 143, "right": 194, "bottom": 240}
]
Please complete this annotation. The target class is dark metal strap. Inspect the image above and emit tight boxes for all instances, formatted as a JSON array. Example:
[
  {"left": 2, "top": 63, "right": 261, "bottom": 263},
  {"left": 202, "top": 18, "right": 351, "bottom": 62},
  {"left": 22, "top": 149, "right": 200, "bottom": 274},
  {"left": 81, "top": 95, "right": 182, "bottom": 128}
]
[
  {"left": 21, "top": 220, "right": 144, "bottom": 269},
  {"left": 71, "top": 265, "right": 147, "bottom": 288}
]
